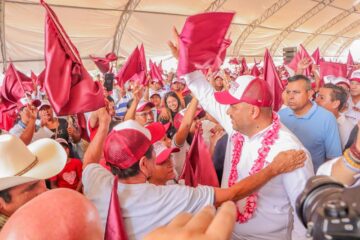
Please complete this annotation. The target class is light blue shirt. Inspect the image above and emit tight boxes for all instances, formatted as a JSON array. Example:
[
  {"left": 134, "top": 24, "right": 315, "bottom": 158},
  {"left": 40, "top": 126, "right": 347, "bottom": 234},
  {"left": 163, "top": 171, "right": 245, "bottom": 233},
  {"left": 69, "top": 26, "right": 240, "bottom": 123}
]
[{"left": 279, "top": 102, "right": 342, "bottom": 171}]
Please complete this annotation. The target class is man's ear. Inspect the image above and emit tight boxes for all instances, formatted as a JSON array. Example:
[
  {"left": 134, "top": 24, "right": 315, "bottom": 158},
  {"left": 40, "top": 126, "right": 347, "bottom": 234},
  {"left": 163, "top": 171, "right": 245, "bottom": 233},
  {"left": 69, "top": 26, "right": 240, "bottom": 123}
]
[
  {"left": 139, "top": 157, "right": 151, "bottom": 179},
  {"left": 307, "top": 89, "right": 315, "bottom": 100},
  {"left": 251, "top": 105, "right": 261, "bottom": 120},
  {"left": 0, "top": 198, "right": 7, "bottom": 215},
  {"left": 331, "top": 100, "right": 340, "bottom": 111}
]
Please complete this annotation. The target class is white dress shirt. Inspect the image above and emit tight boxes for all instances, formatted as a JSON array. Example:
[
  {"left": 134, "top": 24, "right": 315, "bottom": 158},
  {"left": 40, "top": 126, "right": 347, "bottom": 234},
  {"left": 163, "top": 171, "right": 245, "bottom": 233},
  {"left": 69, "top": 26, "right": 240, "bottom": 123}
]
[
  {"left": 337, "top": 114, "right": 354, "bottom": 150},
  {"left": 345, "top": 98, "right": 360, "bottom": 125},
  {"left": 184, "top": 70, "right": 314, "bottom": 240}
]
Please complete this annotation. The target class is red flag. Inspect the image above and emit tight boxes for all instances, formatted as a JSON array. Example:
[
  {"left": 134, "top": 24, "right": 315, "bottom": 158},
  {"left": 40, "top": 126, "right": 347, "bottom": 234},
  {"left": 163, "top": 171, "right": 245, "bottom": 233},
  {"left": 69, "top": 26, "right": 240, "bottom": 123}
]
[
  {"left": 105, "top": 176, "right": 128, "bottom": 240},
  {"left": 157, "top": 60, "right": 163, "bottom": 75},
  {"left": 229, "top": 57, "right": 240, "bottom": 65},
  {"left": 0, "top": 104, "right": 17, "bottom": 131},
  {"left": 251, "top": 64, "right": 261, "bottom": 77},
  {"left": 177, "top": 12, "right": 234, "bottom": 76},
  {"left": 211, "top": 38, "right": 232, "bottom": 72},
  {"left": 116, "top": 46, "right": 146, "bottom": 86},
  {"left": 76, "top": 113, "right": 90, "bottom": 142},
  {"left": 287, "top": 44, "right": 312, "bottom": 76},
  {"left": 41, "top": 0, "right": 105, "bottom": 116},
  {"left": 180, "top": 129, "right": 219, "bottom": 187},
  {"left": 311, "top": 48, "right": 320, "bottom": 65},
  {"left": 263, "top": 49, "right": 284, "bottom": 112},
  {"left": 150, "top": 61, "right": 164, "bottom": 86},
  {"left": 347, "top": 51, "right": 354, "bottom": 66},
  {"left": 90, "top": 52, "right": 118, "bottom": 74},
  {"left": 1, "top": 63, "right": 33, "bottom": 107},
  {"left": 240, "top": 57, "right": 248, "bottom": 74},
  {"left": 138, "top": 44, "right": 147, "bottom": 85},
  {"left": 319, "top": 61, "right": 347, "bottom": 79},
  {"left": 31, "top": 69, "right": 46, "bottom": 90}
]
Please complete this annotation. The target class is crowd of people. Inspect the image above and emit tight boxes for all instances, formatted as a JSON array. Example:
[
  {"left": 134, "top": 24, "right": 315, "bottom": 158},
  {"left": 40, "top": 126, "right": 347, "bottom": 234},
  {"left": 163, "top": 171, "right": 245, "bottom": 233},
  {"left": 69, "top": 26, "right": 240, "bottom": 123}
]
[{"left": 0, "top": 7, "right": 360, "bottom": 240}]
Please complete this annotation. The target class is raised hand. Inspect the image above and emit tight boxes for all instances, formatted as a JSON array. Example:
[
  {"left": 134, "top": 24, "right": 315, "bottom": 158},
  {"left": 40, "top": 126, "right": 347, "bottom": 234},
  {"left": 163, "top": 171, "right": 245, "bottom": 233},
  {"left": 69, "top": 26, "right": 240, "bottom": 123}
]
[{"left": 168, "top": 26, "right": 180, "bottom": 60}]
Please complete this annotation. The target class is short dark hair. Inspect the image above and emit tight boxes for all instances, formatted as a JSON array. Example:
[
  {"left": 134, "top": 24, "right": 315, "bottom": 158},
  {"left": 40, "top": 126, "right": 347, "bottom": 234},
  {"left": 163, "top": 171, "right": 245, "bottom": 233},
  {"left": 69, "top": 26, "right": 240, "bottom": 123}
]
[
  {"left": 108, "top": 145, "right": 154, "bottom": 179},
  {"left": 323, "top": 83, "right": 348, "bottom": 111},
  {"left": 0, "top": 188, "right": 12, "bottom": 203},
  {"left": 107, "top": 96, "right": 114, "bottom": 103},
  {"left": 288, "top": 75, "right": 312, "bottom": 90}
]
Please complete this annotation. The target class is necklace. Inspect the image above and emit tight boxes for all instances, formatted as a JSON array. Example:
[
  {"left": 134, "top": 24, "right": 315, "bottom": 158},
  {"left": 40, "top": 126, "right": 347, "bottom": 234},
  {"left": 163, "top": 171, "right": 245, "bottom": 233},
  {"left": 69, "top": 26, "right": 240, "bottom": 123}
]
[{"left": 228, "top": 113, "right": 280, "bottom": 223}]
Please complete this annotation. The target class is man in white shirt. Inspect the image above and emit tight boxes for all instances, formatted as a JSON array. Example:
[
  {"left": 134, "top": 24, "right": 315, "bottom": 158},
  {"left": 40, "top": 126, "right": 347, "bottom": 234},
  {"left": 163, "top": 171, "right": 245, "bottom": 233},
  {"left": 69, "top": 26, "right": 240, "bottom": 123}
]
[
  {"left": 82, "top": 108, "right": 307, "bottom": 240},
  {"left": 182, "top": 71, "right": 314, "bottom": 240},
  {"left": 316, "top": 83, "right": 354, "bottom": 149},
  {"left": 346, "top": 70, "right": 360, "bottom": 125}
]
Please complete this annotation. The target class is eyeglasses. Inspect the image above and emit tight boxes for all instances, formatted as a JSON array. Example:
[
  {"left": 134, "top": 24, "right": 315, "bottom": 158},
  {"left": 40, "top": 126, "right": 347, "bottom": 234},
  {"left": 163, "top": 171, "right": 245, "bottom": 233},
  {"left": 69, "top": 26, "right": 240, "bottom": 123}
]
[{"left": 136, "top": 110, "right": 154, "bottom": 118}]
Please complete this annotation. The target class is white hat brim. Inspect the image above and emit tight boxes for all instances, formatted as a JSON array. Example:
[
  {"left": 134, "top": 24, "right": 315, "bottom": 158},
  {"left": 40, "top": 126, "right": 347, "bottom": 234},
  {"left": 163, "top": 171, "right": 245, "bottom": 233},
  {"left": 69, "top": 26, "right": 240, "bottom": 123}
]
[{"left": 0, "top": 138, "right": 67, "bottom": 191}]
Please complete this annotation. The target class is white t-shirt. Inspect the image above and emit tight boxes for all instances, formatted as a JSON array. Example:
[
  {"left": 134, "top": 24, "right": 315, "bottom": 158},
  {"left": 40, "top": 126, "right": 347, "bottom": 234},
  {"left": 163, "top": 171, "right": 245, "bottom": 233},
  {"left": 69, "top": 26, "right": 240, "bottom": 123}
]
[
  {"left": 171, "top": 137, "right": 190, "bottom": 177},
  {"left": 82, "top": 164, "right": 214, "bottom": 240},
  {"left": 345, "top": 98, "right": 360, "bottom": 125},
  {"left": 184, "top": 70, "right": 314, "bottom": 240},
  {"left": 9, "top": 123, "right": 53, "bottom": 143}
]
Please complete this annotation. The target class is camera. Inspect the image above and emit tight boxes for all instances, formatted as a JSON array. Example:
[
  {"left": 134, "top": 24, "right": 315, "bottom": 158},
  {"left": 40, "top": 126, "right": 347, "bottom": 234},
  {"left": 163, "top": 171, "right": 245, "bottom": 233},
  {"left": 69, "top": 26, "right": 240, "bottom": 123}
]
[{"left": 296, "top": 176, "right": 360, "bottom": 240}]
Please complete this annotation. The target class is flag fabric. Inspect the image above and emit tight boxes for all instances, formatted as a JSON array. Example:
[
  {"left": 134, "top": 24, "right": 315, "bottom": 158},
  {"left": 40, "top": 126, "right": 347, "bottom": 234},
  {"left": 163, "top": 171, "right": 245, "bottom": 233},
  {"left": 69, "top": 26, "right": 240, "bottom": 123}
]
[
  {"left": 41, "top": 0, "right": 105, "bottom": 116},
  {"left": 311, "top": 48, "right": 320, "bottom": 65},
  {"left": 104, "top": 176, "right": 128, "bottom": 240},
  {"left": 150, "top": 60, "right": 164, "bottom": 85},
  {"left": 31, "top": 69, "right": 46, "bottom": 90},
  {"left": 116, "top": 46, "right": 146, "bottom": 86},
  {"left": 287, "top": 44, "right": 312, "bottom": 76},
  {"left": 347, "top": 51, "right": 355, "bottom": 78},
  {"left": 240, "top": 57, "right": 248, "bottom": 74},
  {"left": 251, "top": 64, "right": 261, "bottom": 77},
  {"left": 177, "top": 12, "right": 234, "bottom": 76},
  {"left": 229, "top": 57, "right": 240, "bottom": 65},
  {"left": 319, "top": 61, "right": 347, "bottom": 79},
  {"left": 263, "top": 49, "right": 284, "bottom": 112},
  {"left": 0, "top": 104, "right": 17, "bottom": 131},
  {"left": 180, "top": 128, "right": 219, "bottom": 187},
  {"left": 210, "top": 38, "right": 232, "bottom": 72},
  {"left": 90, "top": 52, "right": 118, "bottom": 74},
  {"left": 1, "top": 63, "right": 33, "bottom": 107}
]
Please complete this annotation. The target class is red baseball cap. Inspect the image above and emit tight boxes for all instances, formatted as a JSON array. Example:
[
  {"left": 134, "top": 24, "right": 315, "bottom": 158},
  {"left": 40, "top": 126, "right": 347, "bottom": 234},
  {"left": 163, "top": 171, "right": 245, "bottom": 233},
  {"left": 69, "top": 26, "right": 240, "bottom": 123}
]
[
  {"left": 104, "top": 120, "right": 152, "bottom": 169},
  {"left": 153, "top": 142, "right": 179, "bottom": 165},
  {"left": 145, "top": 122, "right": 166, "bottom": 143},
  {"left": 214, "top": 75, "right": 273, "bottom": 107},
  {"left": 350, "top": 70, "right": 360, "bottom": 83},
  {"left": 136, "top": 100, "right": 155, "bottom": 112},
  {"left": 173, "top": 107, "right": 206, "bottom": 130}
]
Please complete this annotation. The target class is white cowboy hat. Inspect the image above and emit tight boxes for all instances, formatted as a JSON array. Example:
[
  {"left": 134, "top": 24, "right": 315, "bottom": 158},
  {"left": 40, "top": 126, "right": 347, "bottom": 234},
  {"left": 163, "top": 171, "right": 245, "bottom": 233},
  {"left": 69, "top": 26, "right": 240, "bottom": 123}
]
[{"left": 0, "top": 134, "right": 67, "bottom": 191}]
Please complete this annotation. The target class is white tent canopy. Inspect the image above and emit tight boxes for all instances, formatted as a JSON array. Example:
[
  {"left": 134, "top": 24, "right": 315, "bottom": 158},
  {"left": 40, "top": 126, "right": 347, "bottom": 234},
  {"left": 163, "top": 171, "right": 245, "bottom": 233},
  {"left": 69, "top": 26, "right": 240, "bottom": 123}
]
[{"left": 1, "top": 0, "right": 360, "bottom": 74}]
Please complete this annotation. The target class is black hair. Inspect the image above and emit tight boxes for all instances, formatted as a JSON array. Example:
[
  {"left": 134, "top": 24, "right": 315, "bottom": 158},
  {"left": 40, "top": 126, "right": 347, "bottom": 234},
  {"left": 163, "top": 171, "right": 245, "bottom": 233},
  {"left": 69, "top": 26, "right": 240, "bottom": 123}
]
[
  {"left": 288, "top": 75, "right": 312, "bottom": 90},
  {"left": 107, "top": 96, "right": 115, "bottom": 103},
  {"left": 109, "top": 145, "right": 154, "bottom": 179},
  {"left": 0, "top": 188, "right": 12, "bottom": 203},
  {"left": 323, "top": 83, "right": 348, "bottom": 111}
]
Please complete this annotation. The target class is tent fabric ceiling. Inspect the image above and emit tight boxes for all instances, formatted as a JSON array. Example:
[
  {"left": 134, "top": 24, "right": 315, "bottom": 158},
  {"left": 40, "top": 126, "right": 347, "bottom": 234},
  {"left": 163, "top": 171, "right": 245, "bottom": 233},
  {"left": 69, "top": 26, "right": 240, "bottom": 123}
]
[{"left": 1, "top": 0, "right": 360, "bottom": 73}]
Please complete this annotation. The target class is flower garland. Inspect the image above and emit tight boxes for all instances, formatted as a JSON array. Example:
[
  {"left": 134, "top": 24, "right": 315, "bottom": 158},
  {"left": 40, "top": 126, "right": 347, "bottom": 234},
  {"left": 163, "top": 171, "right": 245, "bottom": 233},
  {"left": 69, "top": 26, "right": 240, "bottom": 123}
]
[{"left": 228, "top": 112, "right": 281, "bottom": 223}]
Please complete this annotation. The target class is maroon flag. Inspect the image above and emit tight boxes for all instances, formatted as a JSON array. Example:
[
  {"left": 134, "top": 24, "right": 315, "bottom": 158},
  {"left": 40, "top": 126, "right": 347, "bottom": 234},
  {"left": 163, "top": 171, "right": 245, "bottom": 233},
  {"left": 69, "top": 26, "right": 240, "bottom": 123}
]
[
  {"left": 177, "top": 12, "right": 234, "bottom": 76},
  {"left": 211, "top": 38, "right": 232, "bottom": 72},
  {"left": 347, "top": 52, "right": 355, "bottom": 78},
  {"left": 180, "top": 129, "right": 219, "bottom": 187},
  {"left": 251, "top": 64, "right": 261, "bottom": 77},
  {"left": 287, "top": 44, "right": 312, "bottom": 76},
  {"left": 150, "top": 60, "right": 164, "bottom": 86},
  {"left": 320, "top": 61, "right": 347, "bottom": 79},
  {"left": 1, "top": 63, "right": 33, "bottom": 107},
  {"left": 31, "top": 69, "right": 45, "bottom": 90},
  {"left": 0, "top": 104, "right": 17, "bottom": 131},
  {"left": 138, "top": 44, "right": 147, "bottom": 85},
  {"left": 240, "top": 57, "right": 248, "bottom": 74},
  {"left": 263, "top": 49, "right": 284, "bottom": 112},
  {"left": 311, "top": 48, "right": 320, "bottom": 65},
  {"left": 105, "top": 176, "right": 128, "bottom": 240},
  {"left": 116, "top": 46, "right": 146, "bottom": 86},
  {"left": 90, "top": 52, "right": 118, "bottom": 74},
  {"left": 41, "top": 0, "right": 105, "bottom": 116},
  {"left": 229, "top": 57, "right": 240, "bottom": 65}
]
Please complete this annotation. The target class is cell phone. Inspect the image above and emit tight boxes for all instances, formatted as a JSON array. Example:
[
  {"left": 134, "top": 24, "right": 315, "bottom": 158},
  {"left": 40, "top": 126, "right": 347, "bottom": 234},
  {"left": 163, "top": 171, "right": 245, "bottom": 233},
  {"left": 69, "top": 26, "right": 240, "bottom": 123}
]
[{"left": 104, "top": 73, "right": 114, "bottom": 92}]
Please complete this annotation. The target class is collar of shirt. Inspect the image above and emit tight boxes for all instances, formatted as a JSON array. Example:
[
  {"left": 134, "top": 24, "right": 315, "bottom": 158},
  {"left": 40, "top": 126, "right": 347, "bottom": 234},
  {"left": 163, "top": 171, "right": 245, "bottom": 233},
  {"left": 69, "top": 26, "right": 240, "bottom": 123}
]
[
  {"left": 242, "top": 122, "right": 273, "bottom": 142},
  {"left": 0, "top": 213, "right": 8, "bottom": 231},
  {"left": 288, "top": 101, "right": 317, "bottom": 120}
]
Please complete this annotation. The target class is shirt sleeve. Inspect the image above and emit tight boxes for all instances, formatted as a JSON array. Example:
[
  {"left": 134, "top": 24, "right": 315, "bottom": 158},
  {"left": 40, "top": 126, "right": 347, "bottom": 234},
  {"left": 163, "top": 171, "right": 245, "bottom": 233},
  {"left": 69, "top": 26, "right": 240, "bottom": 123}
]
[
  {"left": 183, "top": 71, "right": 233, "bottom": 134},
  {"left": 9, "top": 124, "right": 23, "bottom": 138},
  {"left": 282, "top": 154, "right": 314, "bottom": 240},
  {"left": 324, "top": 115, "right": 342, "bottom": 159},
  {"left": 82, "top": 163, "right": 114, "bottom": 197}
]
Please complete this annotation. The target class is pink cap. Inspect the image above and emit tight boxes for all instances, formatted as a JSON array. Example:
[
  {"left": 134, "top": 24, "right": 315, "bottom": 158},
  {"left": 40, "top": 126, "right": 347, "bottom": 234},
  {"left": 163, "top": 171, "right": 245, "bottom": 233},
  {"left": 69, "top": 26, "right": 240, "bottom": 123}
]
[
  {"left": 104, "top": 120, "right": 152, "bottom": 169},
  {"left": 153, "top": 142, "right": 179, "bottom": 165},
  {"left": 136, "top": 100, "right": 155, "bottom": 112},
  {"left": 145, "top": 122, "right": 166, "bottom": 143},
  {"left": 214, "top": 75, "right": 273, "bottom": 107},
  {"left": 173, "top": 107, "right": 206, "bottom": 130},
  {"left": 172, "top": 77, "right": 186, "bottom": 85},
  {"left": 350, "top": 70, "right": 360, "bottom": 83}
]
